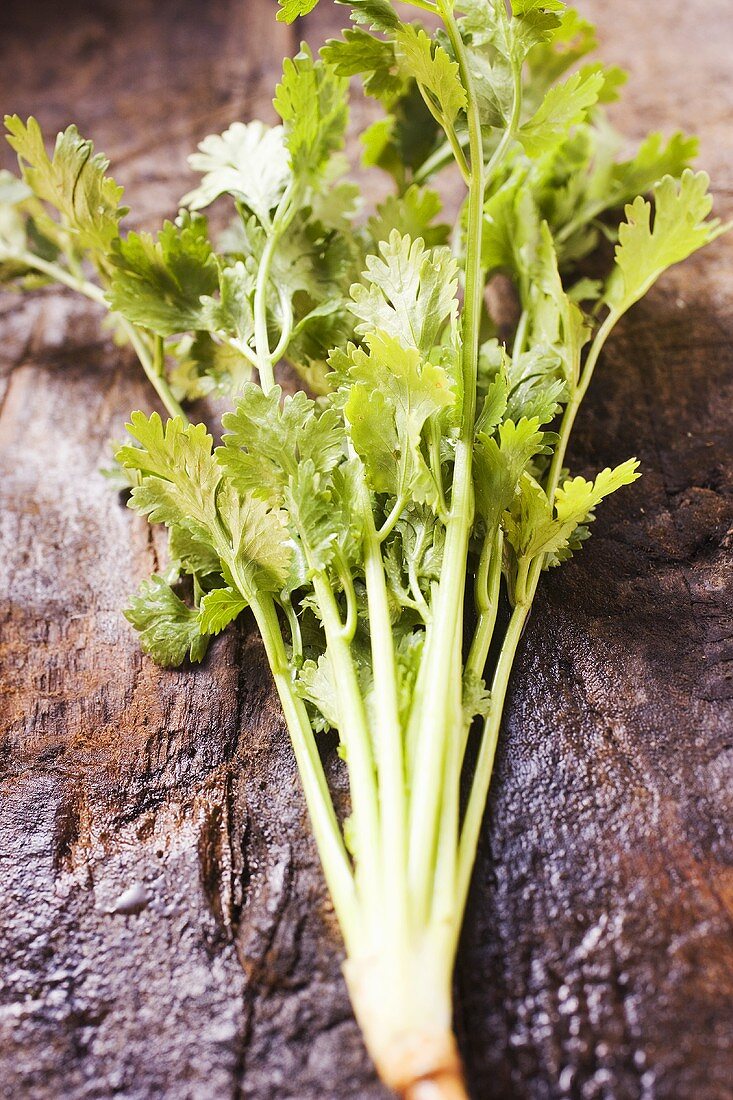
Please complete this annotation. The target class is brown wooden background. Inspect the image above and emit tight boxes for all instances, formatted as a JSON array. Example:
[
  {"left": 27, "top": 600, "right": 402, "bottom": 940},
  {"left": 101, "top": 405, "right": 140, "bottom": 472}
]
[{"left": 0, "top": 1, "right": 731, "bottom": 1097}]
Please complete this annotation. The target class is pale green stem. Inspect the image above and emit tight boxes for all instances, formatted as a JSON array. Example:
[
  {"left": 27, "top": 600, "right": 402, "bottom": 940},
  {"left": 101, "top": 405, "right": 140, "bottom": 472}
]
[
  {"left": 377, "top": 495, "right": 407, "bottom": 542},
  {"left": 406, "top": 1, "right": 485, "bottom": 916},
  {"left": 311, "top": 571, "right": 381, "bottom": 907},
  {"left": 355, "top": 471, "right": 408, "bottom": 939},
  {"left": 280, "top": 591, "right": 303, "bottom": 665},
  {"left": 544, "top": 309, "right": 620, "bottom": 500},
  {"left": 254, "top": 183, "right": 296, "bottom": 394},
  {"left": 414, "top": 81, "right": 471, "bottom": 187},
  {"left": 335, "top": 550, "right": 358, "bottom": 643},
  {"left": 429, "top": 610, "right": 464, "bottom": 930},
  {"left": 428, "top": 416, "right": 449, "bottom": 521},
  {"left": 121, "top": 319, "right": 188, "bottom": 422},
  {"left": 453, "top": 308, "right": 625, "bottom": 941},
  {"left": 452, "top": 596, "right": 530, "bottom": 945},
  {"left": 466, "top": 527, "right": 503, "bottom": 683},
  {"left": 512, "top": 307, "right": 530, "bottom": 359},
  {"left": 225, "top": 335, "right": 260, "bottom": 371},
  {"left": 271, "top": 286, "right": 294, "bottom": 364},
  {"left": 248, "top": 590, "right": 357, "bottom": 941},
  {"left": 407, "top": 554, "right": 431, "bottom": 625},
  {"left": 16, "top": 250, "right": 108, "bottom": 304},
  {"left": 513, "top": 554, "right": 531, "bottom": 606},
  {"left": 16, "top": 249, "right": 187, "bottom": 421}
]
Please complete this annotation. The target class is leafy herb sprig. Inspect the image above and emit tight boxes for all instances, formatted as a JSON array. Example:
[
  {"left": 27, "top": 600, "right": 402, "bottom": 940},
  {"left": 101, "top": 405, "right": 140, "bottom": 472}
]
[{"left": 2, "top": 1, "right": 728, "bottom": 1095}]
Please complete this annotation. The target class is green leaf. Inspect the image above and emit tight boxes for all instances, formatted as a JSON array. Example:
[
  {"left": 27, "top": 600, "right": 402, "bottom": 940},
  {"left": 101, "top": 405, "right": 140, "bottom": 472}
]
[
  {"left": 509, "top": 0, "right": 566, "bottom": 60},
  {"left": 606, "top": 170, "right": 728, "bottom": 314},
  {"left": 182, "top": 121, "right": 290, "bottom": 222},
  {"left": 322, "top": 30, "right": 407, "bottom": 109},
  {"left": 611, "top": 131, "right": 699, "bottom": 201},
  {"left": 555, "top": 460, "right": 641, "bottom": 520},
  {"left": 168, "top": 524, "right": 222, "bottom": 577},
  {"left": 360, "top": 84, "right": 442, "bottom": 184},
  {"left": 218, "top": 384, "right": 345, "bottom": 504},
  {"left": 395, "top": 27, "right": 467, "bottom": 125},
  {"left": 274, "top": 45, "right": 349, "bottom": 187},
  {"left": 462, "top": 671, "right": 492, "bottom": 730},
  {"left": 474, "top": 417, "right": 551, "bottom": 534},
  {"left": 198, "top": 260, "right": 256, "bottom": 344},
  {"left": 368, "top": 185, "right": 449, "bottom": 248},
  {"left": 337, "top": 0, "right": 400, "bottom": 33},
  {"left": 4, "top": 116, "right": 126, "bottom": 254},
  {"left": 0, "top": 169, "right": 32, "bottom": 270},
  {"left": 297, "top": 654, "right": 339, "bottom": 732},
  {"left": 124, "top": 575, "right": 209, "bottom": 667},
  {"left": 198, "top": 587, "right": 249, "bottom": 635},
  {"left": 463, "top": 0, "right": 564, "bottom": 64},
  {"left": 527, "top": 221, "right": 588, "bottom": 387},
  {"left": 343, "top": 330, "right": 454, "bottom": 507},
  {"left": 482, "top": 172, "right": 535, "bottom": 278},
  {"left": 287, "top": 302, "right": 354, "bottom": 393},
  {"left": 119, "top": 411, "right": 291, "bottom": 597},
  {"left": 218, "top": 482, "right": 293, "bottom": 594},
  {"left": 277, "top": 0, "right": 320, "bottom": 22},
  {"left": 168, "top": 332, "right": 253, "bottom": 401},
  {"left": 107, "top": 215, "right": 219, "bottom": 336},
  {"left": 518, "top": 68, "right": 604, "bottom": 158},
  {"left": 287, "top": 458, "right": 358, "bottom": 573},
  {"left": 524, "top": 6, "right": 598, "bottom": 97},
  {"left": 350, "top": 230, "right": 459, "bottom": 357},
  {"left": 344, "top": 384, "right": 400, "bottom": 496},
  {"left": 119, "top": 413, "right": 222, "bottom": 536},
  {"left": 505, "top": 458, "right": 640, "bottom": 561}
]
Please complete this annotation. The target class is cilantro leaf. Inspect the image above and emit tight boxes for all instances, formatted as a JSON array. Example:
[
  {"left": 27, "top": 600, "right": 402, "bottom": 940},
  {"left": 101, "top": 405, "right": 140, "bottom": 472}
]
[
  {"left": 518, "top": 68, "right": 604, "bottom": 158},
  {"left": 198, "top": 587, "right": 249, "bottom": 635},
  {"left": 505, "top": 458, "right": 640, "bottom": 562},
  {"left": 124, "top": 575, "right": 209, "bottom": 666},
  {"left": 287, "top": 458, "right": 359, "bottom": 574},
  {"left": 218, "top": 482, "right": 293, "bottom": 593},
  {"left": 611, "top": 131, "right": 699, "bottom": 201},
  {"left": 182, "top": 121, "right": 290, "bottom": 222},
  {"left": 107, "top": 215, "right": 219, "bottom": 336},
  {"left": 343, "top": 330, "right": 454, "bottom": 507},
  {"left": 605, "top": 171, "right": 728, "bottom": 313},
  {"left": 350, "top": 230, "right": 459, "bottom": 357},
  {"left": 395, "top": 27, "right": 467, "bottom": 126},
  {"left": 368, "top": 185, "right": 449, "bottom": 249},
  {"left": 336, "top": 0, "right": 400, "bottom": 33},
  {"left": 4, "top": 115, "right": 126, "bottom": 254},
  {"left": 119, "top": 413, "right": 223, "bottom": 536},
  {"left": 277, "top": 0, "right": 320, "bottom": 22},
  {"left": 118, "top": 412, "right": 291, "bottom": 596},
  {"left": 524, "top": 6, "right": 598, "bottom": 98},
  {"left": 274, "top": 45, "right": 349, "bottom": 188},
  {"left": 322, "top": 30, "right": 408, "bottom": 110},
  {"left": 218, "top": 384, "right": 345, "bottom": 504},
  {"left": 297, "top": 654, "right": 339, "bottom": 732},
  {"left": 474, "top": 417, "right": 552, "bottom": 534}
]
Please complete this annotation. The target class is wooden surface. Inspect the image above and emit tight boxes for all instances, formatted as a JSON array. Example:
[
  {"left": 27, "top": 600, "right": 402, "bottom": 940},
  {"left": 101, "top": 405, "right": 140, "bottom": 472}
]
[{"left": 1, "top": 2, "right": 732, "bottom": 1097}]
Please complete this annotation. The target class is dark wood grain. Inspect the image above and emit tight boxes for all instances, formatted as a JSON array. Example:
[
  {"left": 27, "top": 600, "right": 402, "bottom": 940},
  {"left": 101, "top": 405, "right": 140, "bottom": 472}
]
[{"left": 1, "top": 2, "right": 731, "bottom": 1098}]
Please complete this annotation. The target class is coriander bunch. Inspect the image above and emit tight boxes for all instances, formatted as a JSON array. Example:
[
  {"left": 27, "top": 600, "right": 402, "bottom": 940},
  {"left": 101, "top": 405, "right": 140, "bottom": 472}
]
[{"left": 1, "top": 1, "right": 728, "bottom": 1095}]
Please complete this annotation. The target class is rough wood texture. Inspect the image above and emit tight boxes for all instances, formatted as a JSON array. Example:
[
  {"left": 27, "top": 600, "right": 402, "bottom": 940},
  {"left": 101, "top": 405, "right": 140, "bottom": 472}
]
[{"left": 0, "top": 2, "right": 731, "bottom": 1097}]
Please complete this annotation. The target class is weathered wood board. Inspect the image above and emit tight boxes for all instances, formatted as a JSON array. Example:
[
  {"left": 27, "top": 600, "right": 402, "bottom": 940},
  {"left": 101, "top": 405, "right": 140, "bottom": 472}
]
[{"left": 0, "top": 1, "right": 731, "bottom": 1097}]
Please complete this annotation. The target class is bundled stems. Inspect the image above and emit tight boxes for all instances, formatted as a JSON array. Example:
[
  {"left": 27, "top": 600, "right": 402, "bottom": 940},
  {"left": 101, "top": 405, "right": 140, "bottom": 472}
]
[{"left": 406, "top": 0, "right": 485, "bottom": 918}]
